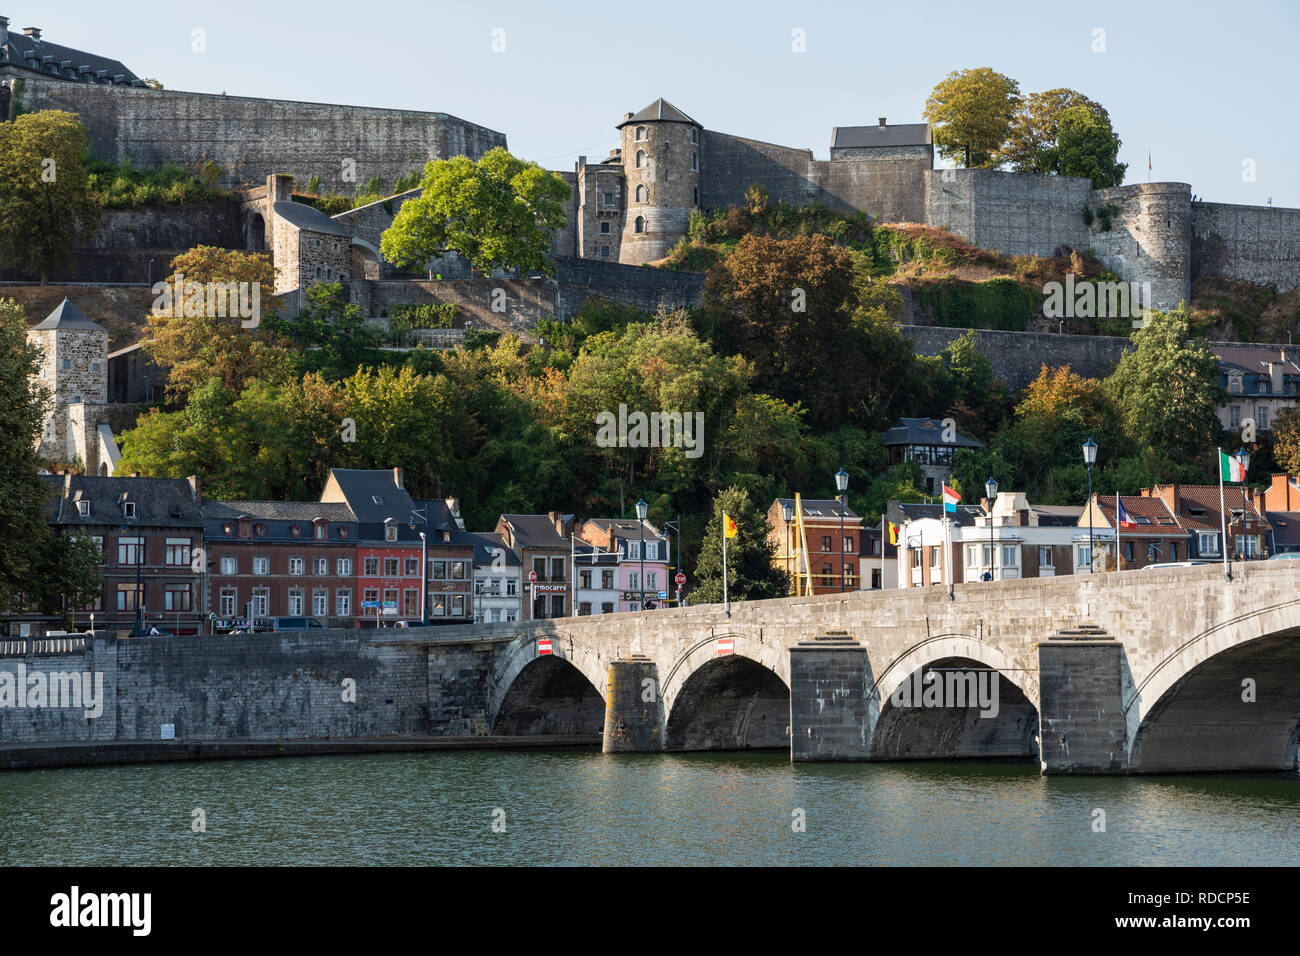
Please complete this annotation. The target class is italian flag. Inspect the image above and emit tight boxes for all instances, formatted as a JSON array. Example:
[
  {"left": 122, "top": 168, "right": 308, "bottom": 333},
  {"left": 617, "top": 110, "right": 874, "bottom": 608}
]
[{"left": 1220, "top": 451, "right": 1247, "bottom": 483}]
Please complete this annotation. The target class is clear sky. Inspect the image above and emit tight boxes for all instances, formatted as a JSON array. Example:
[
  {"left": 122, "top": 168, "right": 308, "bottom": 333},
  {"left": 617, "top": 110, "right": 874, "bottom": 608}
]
[{"left": 27, "top": 0, "right": 1300, "bottom": 207}]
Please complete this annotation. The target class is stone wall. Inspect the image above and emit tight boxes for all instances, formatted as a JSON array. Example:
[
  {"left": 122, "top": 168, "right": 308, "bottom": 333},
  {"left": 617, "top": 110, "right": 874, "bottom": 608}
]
[
  {"left": 926, "top": 168, "right": 1092, "bottom": 259},
  {"left": 366, "top": 278, "right": 554, "bottom": 335},
  {"left": 554, "top": 257, "right": 704, "bottom": 318},
  {"left": 1091, "top": 183, "right": 1192, "bottom": 310},
  {"left": 1192, "top": 201, "right": 1300, "bottom": 293},
  {"left": 901, "top": 325, "right": 1131, "bottom": 388},
  {"left": 20, "top": 78, "right": 505, "bottom": 193}
]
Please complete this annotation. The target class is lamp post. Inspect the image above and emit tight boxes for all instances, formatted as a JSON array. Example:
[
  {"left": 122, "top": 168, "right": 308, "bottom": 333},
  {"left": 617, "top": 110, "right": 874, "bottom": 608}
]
[
  {"left": 781, "top": 500, "right": 794, "bottom": 596},
  {"left": 663, "top": 515, "right": 682, "bottom": 605},
  {"left": 1083, "top": 438, "right": 1098, "bottom": 573},
  {"left": 409, "top": 507, "right": 428, "bottom": 623},
  {"left": 1235, "top": 446, "right": 1251, "bottom": 559},
  {"left": 635, "top": 499, "right": 648, "bottom": 610},
  {"left": 835, "top": 468, "right": 849, "bottom": 593},
  {"left": 984, "top": 476, "right": 998, "bottom": 582}
]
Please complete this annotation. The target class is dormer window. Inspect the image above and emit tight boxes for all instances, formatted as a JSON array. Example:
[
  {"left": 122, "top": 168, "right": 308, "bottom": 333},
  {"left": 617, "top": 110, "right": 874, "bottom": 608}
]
[
  {"left": 384, "top": 519, "right": 397, "bottom": 542},
  {"left": 222, "top": 523, "right": 234, "bottom": 536},
  {"left": 123, "top": 501, "right": 136, "bottom": 519},
  {"left": 290, "top": 525, "right": 303, "bottom": 537},
  {"left": 315, "top": 524, "right": 327, "bottom": 540},
  {"left": 79, "top": 500, "right": 91, "bottom": 516},
  {"left": 254, "top": 523, "right": 267, "bottom": 536}
]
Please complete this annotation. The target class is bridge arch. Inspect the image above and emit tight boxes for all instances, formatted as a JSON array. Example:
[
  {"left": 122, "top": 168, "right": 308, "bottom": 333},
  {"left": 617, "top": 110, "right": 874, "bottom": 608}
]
[
  {"left": 870, "top": 634, "right": 1040, "bottom": 761},
  {"left": 661, "top": 632, "right": 790, "bottom": 751},
  {"left": 486, "top": 632, "right": 608, "bottom": 736},
  {"left": 1127, "top": 600, "right": 1300, "bottom": 772}
]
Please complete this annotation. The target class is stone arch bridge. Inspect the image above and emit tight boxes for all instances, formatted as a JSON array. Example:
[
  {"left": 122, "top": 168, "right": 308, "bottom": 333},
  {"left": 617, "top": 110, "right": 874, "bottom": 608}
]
[{"left": 455, "top": 563, "right": 1300, "bottom": 774}]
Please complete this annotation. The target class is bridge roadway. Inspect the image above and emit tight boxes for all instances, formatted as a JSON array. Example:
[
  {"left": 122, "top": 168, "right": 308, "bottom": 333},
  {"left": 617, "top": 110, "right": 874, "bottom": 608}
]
[{"left": 467, "top": 562, "right": 1300, "bottom": 773}]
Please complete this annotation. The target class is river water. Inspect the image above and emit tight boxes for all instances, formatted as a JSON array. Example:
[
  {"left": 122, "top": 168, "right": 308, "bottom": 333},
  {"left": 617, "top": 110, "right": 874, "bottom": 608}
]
[{"left": 3, "top": 749, "right": 1298, "bottom": 866}]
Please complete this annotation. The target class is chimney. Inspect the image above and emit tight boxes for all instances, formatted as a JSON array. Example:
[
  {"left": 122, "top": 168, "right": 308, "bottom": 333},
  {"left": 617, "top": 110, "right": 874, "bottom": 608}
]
[
  {"left": 1269, "top": 360, "right": 1283, "bottom": 395},
  {"left": 0, "top": 18, "right": 9, "bottom": 46},
  {"left": 878, "top": 117, "right": 887, "bottom": 128},
  {"left": 22, "top": 26, "right": 38, "bottom": 40},
  {"left": 270, "top": 173, "right": 294, "bottom": 204},
  {"left": 444, "top": 496, "right": 464, "bottom": 530},
  {"left": 392, "top": 466, "right": 404, "bottom": 489},
  {"left": 64, "top": 472, "right": 72, "bottom": 496},
  {"left": 187, "top": 474, "right": 201, "bottom": 503},
  {"left": 548, "top": 510, "right": 564, "bottom": 535},
  {"left": 624, "top": 112, "right": 633, "bottom": 122}
]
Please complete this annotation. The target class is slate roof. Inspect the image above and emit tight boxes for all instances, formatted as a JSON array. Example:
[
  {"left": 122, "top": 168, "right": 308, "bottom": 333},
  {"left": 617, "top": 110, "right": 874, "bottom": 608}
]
[
  {"left": 831, "top": 122, "right": 932, "bottom": 149},
  {"left": 581, "top": 517, "right": 667, "bottom": 543},
  {"left": 463, "top": 531, "right": 521, "bottom": 567},
  {"left": 498, "top": 514, "right": 569, "bottom": 550},
  {"left": 42, "top": 474, "right": 202, "bottom": 527},
  {"left": 30, "top": 298, "right": 105, "bottom": 332},
  {"left": 773, "top": 497, "right": 860, "bottom": 521},
  {"left": 202, "top": 500, "right": 357, "bottom": 542},
  {"left": 2, "top": 26, "right": 140, "bottom": 85},
  {"left": 410, "top": 498, "right": 462, "bottom": 535},
  {"left": 1265, "top": 511, "right": 1300, "bottom": 551},
  {"left": 882, "top": 418, "right": 983, "bottom": 449},
  {"left": 894, "top": 502, "right": 984, "bottom": 528},
  {"left": 617, "top": 97, "right": 699, "bottom": 128},
  {"left": 273, "top": 200, "right": 354, "bottom": 237}
]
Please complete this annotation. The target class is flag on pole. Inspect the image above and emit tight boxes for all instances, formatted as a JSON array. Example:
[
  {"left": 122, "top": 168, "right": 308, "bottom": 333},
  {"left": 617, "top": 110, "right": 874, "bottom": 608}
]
[
  {"left": 888, "top": 521, "right": 898, "bottom": 545},
  {"left": 723, "top": 512, "right": 738, "bottom": 538},
  {"left": 722, "top": 510, "right": 733, "bottom": 614},
  {"left": 942, "top": 484, "right": 961, "bottom": 514},
  {"left": 1219, "top": 451, "right": 1247, "bottom": 483},
  {"left": 1115, "top": 496, "right": 1137, "bottom": 529}
]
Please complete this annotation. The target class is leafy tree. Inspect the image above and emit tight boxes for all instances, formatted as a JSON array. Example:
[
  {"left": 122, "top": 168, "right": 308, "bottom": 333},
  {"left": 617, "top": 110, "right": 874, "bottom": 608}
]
[
  {"left": 861, "top": 461, "right": 929, "bottom": 524},
  {"left": 0, "top": 110, "right": 101, "bottom": 283},
  {"left": 1106, "top": 307, "right": 1222, "bottom": 465},
  {"left": 33, "top": 535, "right": 104, "bottom": 626},
  {"left": 264, "top": 281, "right": 384, "bottom": 381},
  {"left": 0, "top": 298, "right": 58, "bottom": 612},
  {"left": 1048, "top": 105, "right": 1126, "bottom": 188},
  {"left": 381, "top": 147, "right": 570, "bottom": 276},
  {"left": 690, "top": 486, "right": 785, "bottom": 604},
  {"left": 143, "top": 246, "right": 287, "bottom": 402},
  {"left": 923, "top": 68, "right": 1021, "bottom": 168},
  {"left": 1003, "top": 89, "right": 1114, "bottom": 175},
  {"left": 1273, "top": 407, "right": 1300, "bottom": 477}
]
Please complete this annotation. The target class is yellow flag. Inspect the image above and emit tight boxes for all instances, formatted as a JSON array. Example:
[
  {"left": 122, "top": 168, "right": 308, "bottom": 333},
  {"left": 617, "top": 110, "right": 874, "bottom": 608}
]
[
  {"left": 724, "top": 512, "right": 738, "bottom": 538},
  {"left": 888, "top": 521, "right": 898, "bottom": 545}
]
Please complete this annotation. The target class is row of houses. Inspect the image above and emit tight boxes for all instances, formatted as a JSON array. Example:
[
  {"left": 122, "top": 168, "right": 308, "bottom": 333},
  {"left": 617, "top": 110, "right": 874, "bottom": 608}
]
[
  {"left": 9, "top": 468, "right": 673, "bottom": 637},
  {"left": 767, "top": 474, "right": 1300, "bottom": 593}
]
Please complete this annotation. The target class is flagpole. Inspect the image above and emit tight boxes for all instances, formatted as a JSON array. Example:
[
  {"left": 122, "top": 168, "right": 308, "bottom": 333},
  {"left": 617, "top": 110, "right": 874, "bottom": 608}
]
[
  {"left": 881, "top": 512, "right": 886, "bottom": 591},
  {"left": 1218, "top": 447, "right": 1230, "bottom": 580},
  {"left": 1115, "top": 492, "right": 1121, "bottom": 571},
  {"left": 722, "top": 512, "right": 730, "bottom": 616},
  {"left": 945, "top": 512, "right": 953, "bottom": 600}
]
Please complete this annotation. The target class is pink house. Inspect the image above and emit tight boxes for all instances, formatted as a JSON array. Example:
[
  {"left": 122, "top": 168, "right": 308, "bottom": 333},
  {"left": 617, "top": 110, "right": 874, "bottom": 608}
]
[{"left": 575, "top": 518, "right": 670, "bottom": 611}]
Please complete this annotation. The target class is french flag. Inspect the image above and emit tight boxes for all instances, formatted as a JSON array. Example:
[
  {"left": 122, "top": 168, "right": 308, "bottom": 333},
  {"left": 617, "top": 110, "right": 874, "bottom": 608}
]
[{"left": 1116, "top": 496, "right": 1137, "bottom": 530}]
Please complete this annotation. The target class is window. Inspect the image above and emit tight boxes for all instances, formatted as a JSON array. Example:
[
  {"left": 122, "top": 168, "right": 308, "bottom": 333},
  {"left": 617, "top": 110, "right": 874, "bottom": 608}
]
[
  {"left": 431, "top": 560, "right": 447, "bottom": 579},
  {"left": 1038, "top": 546, "right": 1054, "bottom": 567},
  {"left": 251, "top": 588, "right": 269, "bottom": 616},
  {"left": 1198, "top": 531, "right": 1220, "bottom": 555},
  {"left": 1001, "top": 545, "right": 1017, "bottom": 566},
  {"left": 843, "top": 564, "right": 854, "bottom": 587},
  {"left": 290, "top": 525, "right": 302, "bottom": 538},
  {"left": 821, "top": 563, "right": 832, "bottom": 584},
  {"left": 453, "top": 595, "right": 466, "bottom": 617},
  {"left": 1258, "top": 407, "right": 1269, "bottom": 429},
  {"left": 690, "top": 127, "right": 699, "bottom": 144},
  {"left": 92, "top": 362, "right": 100, "bottom": 372},
  {"left": 313, "top": 588, "right": 328, "bottom": 616},
  {"left": 533, "top": 558, "right": 546, "bottom": 579},
  {"left": 600, "top": 603, "right": 613, "bottom": 615},
  {"left": 1238, "top": 535, "right": 1260, "bottom": 558},
  {"left": 636, "top": 184, "right": 647, "bottom": 203},
  {"left": 821, "top": 536, "right": 832, "bottom": 553},
  {"left": 288, "top": 557, "right": 305, "bottom": 576},
  {"left": 429, "top": 594, "right": 446, "bottom": 617},
  {"left": 117, "top": 536, "right": 142, "bottom": 566},
  {"left": 363, "top": 556, "right": 379, "bottom": 576},
  {"left": 220, "top": 555, "right": 237, "bottom": 575},
  {"left": 691, "top": 152, "right": 697, "bottom": 171},
  {"left": 315, "top": 524, "right": 327, "bottom": 540},
  {"left": 314, "top": 557, "right": 327, "bottom": 576},
  {"left": 62, "top": 358, "right": 71, "bottom": 370},
  {"left": 385, "top": 523, "right": 397, "bottom": 542},
  {"left": 506, "top": 611, "right": 518, "bottom": 623},
  {"left": 603, "top": 192, "right": 613, "bottom": 205},
  {"left": 123, "top": 501, "right": 136, "bottom": 519},
  {"left": 629, "top": 571, "right": 640, "bottom": 589},
  {"left": 116, "top": 583, "right": 138, "bottom": 611},
  {"left": 164, "top": 584, "right": 191, "bottom": 612},
  {"left": 843, "top": 536, "right": 853, "bottom": 553},
  {"left": 1169, "top": 542, "right": 1178, "bottom": 561},
  {"left": 403, "top": 589, "right": 419, "bottom": 616},
  {"left": 254, "top": 524, "right": 266, "bottom": 537},
  {"left": 600, "top": 245, "right": 610, "bottom": 258},
  {"left": 404, "top": 557, "right": 419, "bottom": 577},
  {"left": 253, "top": 556, "right": 270, "bottom": 575},
  {"left": 580, "top": 570, "right": 592, "bottom": 589},
  {"left": 930, "top": 546, "right": 941, "bottom": 567},
  {"left": 219, "top": 588, "right": 236, "bottom": 617},
  {"left": 693, "top": 186, "right": 699, "bottom": 206},
  {"left": 1125, "top": 541, "right": 1135, "bottom": 562},
  {"left": 635, "top": 126, "right": 646, "bottom": 141},
  {"left": 635, "top": 149, "right": 646, "bottom": 168},
  {"left": 967, "top": 545, "right": 979, "bottom": 566},
  {"left": 506, "top": 579, "right": 517, "bottom": 596},
  {"left": 549, "top": 596, "right": 564, "bottom": 618},
  {"left": 363, "top": 588, "right": 378, "bottom": 609},
  {"left": 383, "top": 557, "right": 399, "bottom": 576},
  {"left": 1077, "top": 544, "right": 1091, "bottom": 569},
  {"left": 628, "top": 541, "right": 640, "bottom": 560},
  {"left": 165, "top": 538, "right": 191, "bottom": 566},
  {"left": 78, "top": 500, "right": 91, "bottom": 516},
  {"left": 453, "top": 561, "right": 467, "bottom": 580},
  {"left": 634, "top": 216, "right": 644, "bottom": 233},
  {"left": 337, "top": 557, "right": 352, "bottom": 576},
  {"left": 287, "top": 589, "right": 304, "bottom": 616},
  {"left": 383, "top": 588, "right": 398, "bottom": 612},
  {"left": 647, "top": 572, "right": 657, "bottom": 590},
  {"left": 602, "top": 569, "right": 615, "bottom": 589},
  {"left": 912, "top": 549, "right": 922, "bottom": 569}
]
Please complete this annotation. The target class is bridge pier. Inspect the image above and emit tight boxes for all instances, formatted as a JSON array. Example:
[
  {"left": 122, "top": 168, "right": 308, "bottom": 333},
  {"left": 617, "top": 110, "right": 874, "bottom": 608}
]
[
  {"left": 1037, "top": 627, "right": 1130, "bottom": 774},
  {"left": 602, "top": 657, "right": 664, "bottom": 753},
  {"left": 789, "top": 633, "right": 871, "bottom": 762}
]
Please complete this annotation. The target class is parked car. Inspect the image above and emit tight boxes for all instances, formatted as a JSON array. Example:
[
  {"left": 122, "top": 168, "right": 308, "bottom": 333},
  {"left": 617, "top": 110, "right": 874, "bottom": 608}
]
[
  {"left": 392, "top": 619, "right": 436, "bottom": 628},
  {"left": 265, "top": 617, "right": 325, "bottom": 631}
]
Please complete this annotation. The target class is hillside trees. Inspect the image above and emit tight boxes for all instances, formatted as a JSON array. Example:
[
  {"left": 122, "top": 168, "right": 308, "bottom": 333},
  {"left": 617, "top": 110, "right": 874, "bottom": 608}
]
[
  {"left": 690, "top": 486, "right": 786, "bottom": 604},
  {"left": 1002, "top": 89, "right": 1125, "bottom": 186}
]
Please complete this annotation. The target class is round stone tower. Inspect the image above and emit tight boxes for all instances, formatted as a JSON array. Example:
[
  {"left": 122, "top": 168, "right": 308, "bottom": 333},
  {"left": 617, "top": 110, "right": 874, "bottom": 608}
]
[
  {"left": 1091, "top": 182, "right": 1192, "bottom": 311},
  {"left": 617, "top": 98, "right": 701, "bottom": 265}
]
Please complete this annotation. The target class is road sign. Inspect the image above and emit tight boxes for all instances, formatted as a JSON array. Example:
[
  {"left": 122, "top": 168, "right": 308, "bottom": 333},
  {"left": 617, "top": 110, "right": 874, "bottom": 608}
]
[
  {"left": 361, "top": 600, "right": 380, "bottom": 608},
  {"left": 658, "top": 591, "right": 667, "bottom": 600},
  {"left": 675, "top": 572, "right": 686, "bottom": 586},
  {"left": 528, "top": 570, "right": 538, "bottom": 583},
  {"left": 537, "top": 638, "right": 553, "bottom": 655},
  {"left": 716, "top": 637, "right": 734, "bottom": 656}
]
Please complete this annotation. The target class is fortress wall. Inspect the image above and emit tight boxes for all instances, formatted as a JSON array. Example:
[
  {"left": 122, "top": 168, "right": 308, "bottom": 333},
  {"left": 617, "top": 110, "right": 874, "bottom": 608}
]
[
  {"left": 1191, "top": 201, "right": 1300, "bottom": 293},
  {"left": 20, "top": 78, "right": 506, "bottom": 193},
  {"left": 1091, "top": 183, "right": 1192, "bottom": 310},
  {"left": 815, "top": 156, "right": 930, "bottom": 223},
  {"left": 554, "top": 257, "right": 704, "bottom": 319},
  {"left": 367, "top": 277, "right": 554, "bottom": 335},
  {"left": 927, "top": 168, "right": 1091, "bottom": 258},
  {"left": 702, "top": 131, "right": 824, "bottom": 209},
  {"left": 901, "top": 325, "right": 1131, "bottom": 389}
]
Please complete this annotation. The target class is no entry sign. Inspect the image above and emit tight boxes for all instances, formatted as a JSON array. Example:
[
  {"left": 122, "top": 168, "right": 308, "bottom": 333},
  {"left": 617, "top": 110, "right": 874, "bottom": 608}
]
[
  {"left": 675, "top": 572, "right": 686, "bottom": 586},
  {"left": 537, "top": 638, "right": 553, "bottom": 655},
  {"left": 716, "top": 637, "right": 734, "bottom": 655}
]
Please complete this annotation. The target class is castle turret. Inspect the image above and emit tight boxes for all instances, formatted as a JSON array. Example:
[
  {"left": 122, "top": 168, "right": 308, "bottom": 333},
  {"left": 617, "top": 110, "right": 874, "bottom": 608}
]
[
  {"left": 26, "top": 298, "right": 111, "bottom": 472},
  {"left": 1090, "top": 182, "right": 1192, "bottom": 311},
  {"left": 617, "top": 98, "right": 701, "bottom": 264}
]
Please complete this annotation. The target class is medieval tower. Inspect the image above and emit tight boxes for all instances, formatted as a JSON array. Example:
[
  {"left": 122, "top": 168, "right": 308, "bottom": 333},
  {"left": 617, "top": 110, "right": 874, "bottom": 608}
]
[{"left": 617, "top": 99, "right": 701, "bottom": 264}]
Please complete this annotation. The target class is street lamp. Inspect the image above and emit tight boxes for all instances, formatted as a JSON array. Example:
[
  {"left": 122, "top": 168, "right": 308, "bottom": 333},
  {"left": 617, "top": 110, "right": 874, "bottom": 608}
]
[
  {"left": 835, "top": 468, "right": 849, "bottom": 593},
  {"left": 984, "top": 476, "right": 998, "bottom": 582},
  {"left": 635, "top": 499, "right": 648, "bottom": 610},
  {"left": 1235, "top": 447, "right": 1251, "bottom": 559},
  {"left": 1083, "top": 438, "right": 1098, "bottom": 573},
  {"left": 781, "top": 500, "right": 794, "bottom": 595},
  {"left": 409, "top": 508, "right": 428, "bottom": 622}
]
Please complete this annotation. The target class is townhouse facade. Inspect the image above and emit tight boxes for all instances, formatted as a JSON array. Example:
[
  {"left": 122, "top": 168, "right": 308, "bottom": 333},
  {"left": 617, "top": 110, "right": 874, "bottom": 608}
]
[
  {"left": 1139, "top": 483, "right": 1270, "bottom": 561},
  {"left": 1250, "top": 474, "right": 1300, "bottom": 554},
  {"left": 467, "top": 532, "right": 522, "bottom": 624},
  {"left": 496, "top": 513, "right": 572, "bottom": 620},
  {"left": 960, "top": 493, "right": 1084, "bottom": 582},
  {"left": 1076, "top": 494, "right": 1190, "bottom": 570},
  {"left": 1216, "top": 345, "right": 1300, "bottom": 436},
  {"left": 575, "top": 517, "right": 670, "bottom": 611},
  {"left": 768, "top": 497, "right": 864, "bottom": 595}
]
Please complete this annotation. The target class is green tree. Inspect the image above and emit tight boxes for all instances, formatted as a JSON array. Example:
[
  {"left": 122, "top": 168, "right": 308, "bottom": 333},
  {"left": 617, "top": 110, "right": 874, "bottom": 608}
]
[
  {"left": 1106, "top": 307, "right": 1222, "bottom": 465},
  {"left": 690, "top": 486, "right": 785, "bottom": 605},
  {"left": 0, "top": 110, "right": 102, "bottom": 283},
  {"left": 264, "top": 281, "right": 384, "bottom": 381},
  {"left": 0, "top": 299, "right": 57, "bottom": 612},
  {"left": 1047, "top": 105, "right": 1126, "bottom": 188},
  {"left": 1002, "top": 89, "right": 1116, "bottom": 176},
  {"left": 33, "top": 535, "right": 104, "bottom": 626},
  {"left": 1272, "top": 407, "right": 1300, "bottom": 476},
  {"left": 381, "top": 147, "right": 570, "bottom": 276},
  {"left": 923, "top": 68, "right": 1021, "bottom": 168}
]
